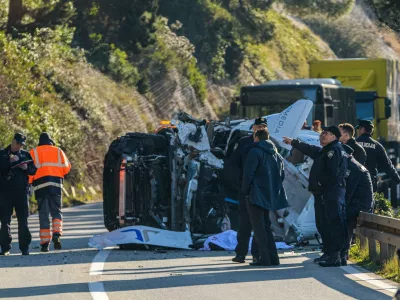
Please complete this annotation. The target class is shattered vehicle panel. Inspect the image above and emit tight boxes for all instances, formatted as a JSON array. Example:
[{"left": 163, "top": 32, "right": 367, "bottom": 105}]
[{"left": 99, "top": 100, "right": 321, "bottom": 250}]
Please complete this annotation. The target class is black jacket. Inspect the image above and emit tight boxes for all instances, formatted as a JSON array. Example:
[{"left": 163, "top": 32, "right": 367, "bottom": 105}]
[
  {"left": 346, "top": 138, "right": 367, "bottom": 166},
  {"left": 343, "top": 145, "right": 374, "bottom": 219},
  {"left": 356, "top": 133, "right": 400, "bottom": 183},
  {"left": 229, "top": 135, "right": 254, "bottom": 180},
  {"left": 242, "top": 140, "right": 288, "bottom": 211},
  {"left": 292, "top": 139, "right": 347, "bottom": 194},
  {"left": 0, "top": 146, "right": 37, "bottom": 192}
]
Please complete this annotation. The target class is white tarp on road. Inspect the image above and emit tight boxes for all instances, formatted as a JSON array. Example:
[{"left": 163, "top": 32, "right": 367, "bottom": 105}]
[{"left": 200, "top": 230, "right": 294, "bottom": 251}]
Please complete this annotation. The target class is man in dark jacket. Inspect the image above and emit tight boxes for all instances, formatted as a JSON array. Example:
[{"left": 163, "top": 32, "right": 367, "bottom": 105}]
[
  {"left": 356, "top": 119, "right": 400, "bottom": 191},
  {"left": 341, "top": 144, "right": 374, "bottom": 266},
  {"left": 0, "top": 133, "right": 37, "bottom": 255},
  {"left": 243, "top": 129, "right": 288, "bottom": 266},
  {"left": 339, "top": 123, "right": 367, "bottom": 165},
  {"left": 283, "top": 126, "right": 348, "bottom": 267},
  {"left": 231, "top": 117, "right": 268, "bottom": 264}
]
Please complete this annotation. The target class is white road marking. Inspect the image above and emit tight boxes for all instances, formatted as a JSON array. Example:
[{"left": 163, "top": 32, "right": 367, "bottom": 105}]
[
  {"left": 89, "top": 250, "right": 111, "bottom": 300},
  {"left": 342, "top": 265, "right": 398, "bottom": 293}
]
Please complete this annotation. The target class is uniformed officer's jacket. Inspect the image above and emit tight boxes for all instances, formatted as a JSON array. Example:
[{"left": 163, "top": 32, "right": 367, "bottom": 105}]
[
  {"left": 292, "top": 139, "right": 347, "bottom": 194},
  {"left": 342, "top": 145, "right": 374, "bottom": 220},
  {"left": 356, "top": 133, "right": 400, "bottom": 183},
  {"left": 346, "top": 138, "right": 366, "bottom": 166},
  {"left": 229, "top": 135, "right": 254, "bottom": 181},
  {"left": 0, "top": 145, "right": 37, "bottom": 192}
]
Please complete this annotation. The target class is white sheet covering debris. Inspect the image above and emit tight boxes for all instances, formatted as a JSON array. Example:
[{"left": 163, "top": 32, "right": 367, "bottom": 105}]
[
  {"left": 89, "top": 225, "right": 193, "bottom": 250},
  {"left": 200, "top": 230, "right": 294, "bottom": 251}
]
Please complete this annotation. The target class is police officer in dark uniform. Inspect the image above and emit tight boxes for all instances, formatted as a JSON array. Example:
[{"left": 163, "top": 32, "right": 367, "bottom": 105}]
[
  {"left": 339, "top": 123, "right": 367, "bottom": 165},
  {"left": 341, "top": 144, "right": 374, "bottom": 266},
  {"left": 0, "top": 133, "right": 36, "bottom": 255},
  {"left": 230, "top": 117, "right": 267, "bottom": 264},
  {"left": 356, "top": 120, "right": 400, "bottom": 191},
  {"left": 283, "top": 126, "right": 348, "bottom": 267}
]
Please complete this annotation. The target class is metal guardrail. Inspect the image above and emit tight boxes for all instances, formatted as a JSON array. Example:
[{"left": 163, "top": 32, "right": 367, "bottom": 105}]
[{"left": 356, "top": 212, "right": 400, "bottom": 262}]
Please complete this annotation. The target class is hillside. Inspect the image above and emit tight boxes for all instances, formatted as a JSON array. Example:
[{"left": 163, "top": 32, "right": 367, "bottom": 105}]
[{"left": 0, "top": 0, "right": 398, "bottom": 205}]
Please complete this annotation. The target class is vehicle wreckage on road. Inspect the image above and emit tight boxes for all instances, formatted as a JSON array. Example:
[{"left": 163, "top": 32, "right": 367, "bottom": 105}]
[{"left": 91, "top": 100, "right": 322, "bottom": 250}]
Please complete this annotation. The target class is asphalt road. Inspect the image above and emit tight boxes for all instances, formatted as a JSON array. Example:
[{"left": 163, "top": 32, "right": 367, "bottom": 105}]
[{"left": 0, "top": 203, "right": 398, "bottom": 300}]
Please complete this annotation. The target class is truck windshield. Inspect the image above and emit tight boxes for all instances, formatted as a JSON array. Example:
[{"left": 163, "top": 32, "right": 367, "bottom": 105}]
[
  {"left": 356, "top": 102, "right": 374, "bottom": 120},
  {"left": 241, "top": 87, "right": 318, "bottom": 125},
  {"left": 355, "top": 92, "right": 375, "bottom": 121}
]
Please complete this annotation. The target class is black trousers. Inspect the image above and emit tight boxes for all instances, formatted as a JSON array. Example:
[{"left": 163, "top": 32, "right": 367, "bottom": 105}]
[
  {"left": 235, "top": 192, "right": 259, "bottom": 258},
  {"left": 314, "top": 188, "right": 347, "bottom": 254},
  {"left": 0, "top": 190, "right": 32, "bottom": 252},
  {"left": 342, "top": 218, "right": 357, "bottom": 257},
  {"left": 246, "top": 201, "right": 279, "bottom": 264},
  {"left": 314, "top": 198, "right": 330, "bottom": 253}
]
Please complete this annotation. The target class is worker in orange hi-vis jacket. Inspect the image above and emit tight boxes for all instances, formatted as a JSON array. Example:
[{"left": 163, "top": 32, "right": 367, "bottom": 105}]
[{"left": 29, "top": 132, "right": 71, "bottom": 252}]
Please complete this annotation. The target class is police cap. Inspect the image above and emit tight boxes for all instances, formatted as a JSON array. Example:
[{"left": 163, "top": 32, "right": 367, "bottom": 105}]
[
  {"left": 322, "top": 125, "right": 341, "bottom": 140},
  {"left": 254, "top": 117, "right": 267, "bottom": 126},
  {"left": 14, "top": 132, "right": 26, "bottom": 146},
  {"left": 355, "top": 119, "right": 374, "bottom": 130}
]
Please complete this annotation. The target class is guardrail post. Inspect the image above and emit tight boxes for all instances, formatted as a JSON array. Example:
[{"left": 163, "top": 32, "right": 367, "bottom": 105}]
[
  {"left": 380, "top": 241, "right": 389, "bottom": 262},
  {"left": 389, "top": 245, "right": 396, "bottom": 260},
  {"left": 360, "top": 235, "right": 367, "bottom": 250},
  {"left": 368, "top": 238, "right": 378, "bottom": 262}
]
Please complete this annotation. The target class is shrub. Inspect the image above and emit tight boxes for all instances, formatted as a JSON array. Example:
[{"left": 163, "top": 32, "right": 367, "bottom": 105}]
[{"left": 108, "top": 44, "right": 140, "bottom": 86}]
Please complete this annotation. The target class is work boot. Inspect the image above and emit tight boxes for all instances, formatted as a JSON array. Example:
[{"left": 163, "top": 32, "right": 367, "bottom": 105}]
[
  {"left": 0, "top": 250, "right": 10, "bottom": 256},
  {"left": 319, "top": 252, "right": 341, "bottom": 267},
  {"left": 52, "top": 235, "right": 62, "bottom": 250},
  {"left": 41, "top": 244, "right": 49, "bottom": 253},
  {"left": 21, "top": 250, "right": 29, "bottom": 256},
  {"left": 270, "top": 258, "right": 280, "bottom": 266},
  {"left": 232, "top": 255, "right": 245, "bottom": 263},
  {"left": 252, "top": 256, "right": 260, "bottom": 263},
  {"left": 313, "top": 253, "right": 329, "bottom": 264},
  {"left": 249, "top": 260, "right": 271, "bottom": 267}
]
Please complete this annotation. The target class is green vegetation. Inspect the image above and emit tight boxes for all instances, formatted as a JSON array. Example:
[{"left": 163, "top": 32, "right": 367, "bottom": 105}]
[
  {"left": 350, "top": 238, "right": 399, "bottom": 283},
  {"left": 278, "top": 0, "right": 355, "bottom": 19},
  {"left": 349, "top": 193, "right": 400, "bottom": 283}
]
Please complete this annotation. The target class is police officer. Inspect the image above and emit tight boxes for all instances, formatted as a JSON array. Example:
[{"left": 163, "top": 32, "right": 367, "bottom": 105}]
[
  {"left": 0, "top": 133, "right": 36, "bottom": 255},
  {"left": 356, "top": 120, "right": 400, "bottom": 191},
  {"left": 338, "top": 123, "right": 367, "bottom": 165},
  {"left": 243, "top": 129, "right": 288, "bottom": 266},
  {"left": 230, "top": 117, "right": 267, "bottom": 264},
  {"left": 283, "top": 126, "right": 348, "bottom": 267},
  {"left": 341, "top": 144, "right": 374, "bottom": 266}
]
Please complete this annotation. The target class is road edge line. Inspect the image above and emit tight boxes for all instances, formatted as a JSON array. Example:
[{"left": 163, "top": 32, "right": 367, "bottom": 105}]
[
  {"left": 341, "top": 265, "right": 398, "bottom": 294},
  {"left": 89, "top": 250, "right": 111, "bottom": 300}
]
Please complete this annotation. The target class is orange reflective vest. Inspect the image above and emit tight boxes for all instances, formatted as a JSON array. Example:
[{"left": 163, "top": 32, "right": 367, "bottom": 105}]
[{"left": 29, "top": 146, "right": 71, "bottom": 190}]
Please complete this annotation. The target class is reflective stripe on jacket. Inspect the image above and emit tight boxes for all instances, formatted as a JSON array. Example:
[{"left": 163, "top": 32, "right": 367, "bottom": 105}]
[{"left": 29, "top": 146, "right": 71, "bottom": 190}]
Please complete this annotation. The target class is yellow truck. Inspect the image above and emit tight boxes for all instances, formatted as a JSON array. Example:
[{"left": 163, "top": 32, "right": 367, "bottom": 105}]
[{"left": 310, "top": 59, "right": 400, "bottom": 150}]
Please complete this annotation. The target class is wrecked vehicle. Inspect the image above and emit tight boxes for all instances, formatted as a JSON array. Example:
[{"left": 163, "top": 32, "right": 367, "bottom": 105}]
[{"left": 96, "top": 100, "right": 322, "bottom": 250}]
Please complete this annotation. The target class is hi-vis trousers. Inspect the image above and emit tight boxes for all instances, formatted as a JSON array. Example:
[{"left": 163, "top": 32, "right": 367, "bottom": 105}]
[{"left": 37, "top": 194, "right": 62, "bottom": 245}]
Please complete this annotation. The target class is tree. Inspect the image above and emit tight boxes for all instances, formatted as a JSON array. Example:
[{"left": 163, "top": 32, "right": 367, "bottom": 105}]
[
  {"left": 364, "top": 0, "right": 400, "bottom": 32},
  {"left": 7, "top": 0, "right": 24, "bottom": 33},
  {"left": 6, "top": 0, "right": 75, "bottom": 34}
]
